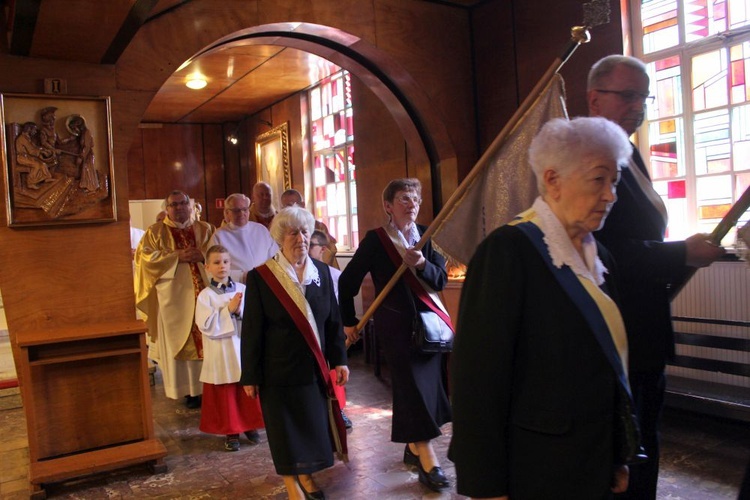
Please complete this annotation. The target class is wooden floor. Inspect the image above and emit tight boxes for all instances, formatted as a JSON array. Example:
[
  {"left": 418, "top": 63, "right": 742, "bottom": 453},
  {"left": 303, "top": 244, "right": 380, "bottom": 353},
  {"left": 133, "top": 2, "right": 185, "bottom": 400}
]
[{"left": 1, "top": 349, "right": 749, "bottom": 499}]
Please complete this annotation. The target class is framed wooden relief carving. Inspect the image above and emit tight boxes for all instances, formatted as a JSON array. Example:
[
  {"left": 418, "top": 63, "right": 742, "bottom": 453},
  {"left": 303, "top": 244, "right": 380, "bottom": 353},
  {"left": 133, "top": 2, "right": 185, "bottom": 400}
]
[
  {"left": 1, "top": 93, "right": 116, "bottom": 227},
  {"left": 255, "top": 122, "right": 291, "bottom": 199}
]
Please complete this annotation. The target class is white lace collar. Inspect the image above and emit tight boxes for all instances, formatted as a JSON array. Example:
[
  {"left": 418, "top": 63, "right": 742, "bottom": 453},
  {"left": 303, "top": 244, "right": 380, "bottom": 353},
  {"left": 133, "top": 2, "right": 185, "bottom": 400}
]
[
  {"left": 531, "top": 197, "right": 607, "bottom": 285},
  {"left": 389, "top": 220, "right": 420, "bottom": 247},
  {"left": 274, "top": 251, "right": 320, "bottom": 287}
]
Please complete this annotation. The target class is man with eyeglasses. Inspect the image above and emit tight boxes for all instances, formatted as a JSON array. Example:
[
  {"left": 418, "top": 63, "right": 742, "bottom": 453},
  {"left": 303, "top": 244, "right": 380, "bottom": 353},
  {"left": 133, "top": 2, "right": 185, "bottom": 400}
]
[
  {"left": 135, "top": 190, "right": 216, "bottom": 409},
  {"left": 588, "top": 55, "right": 725, "bottom": 499},
  {"left": 208, "top": 193, "right": 278, "bottom": 284}
]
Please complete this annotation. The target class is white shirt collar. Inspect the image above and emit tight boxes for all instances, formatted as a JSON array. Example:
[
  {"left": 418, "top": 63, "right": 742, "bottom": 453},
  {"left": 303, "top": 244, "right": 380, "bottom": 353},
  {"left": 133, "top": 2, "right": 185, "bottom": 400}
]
[
  {"left": 532, "top": 197, "right": 607, "bottom": 285},
  {"left": 389, "top": 220, "right": 420, "bottom": 247}
]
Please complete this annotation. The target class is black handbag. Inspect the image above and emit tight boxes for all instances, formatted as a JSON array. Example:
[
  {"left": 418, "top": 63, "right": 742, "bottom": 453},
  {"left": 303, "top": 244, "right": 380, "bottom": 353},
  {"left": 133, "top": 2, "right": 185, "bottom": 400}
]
[{"left": 411, "top": 310, "right": 454, "bottom": 353}]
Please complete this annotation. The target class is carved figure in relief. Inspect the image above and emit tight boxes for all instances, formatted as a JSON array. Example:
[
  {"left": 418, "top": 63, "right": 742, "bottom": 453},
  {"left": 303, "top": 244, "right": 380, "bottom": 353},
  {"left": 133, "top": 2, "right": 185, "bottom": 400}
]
[
  {"left": 66, "top": 114, "right": 99, "bottom": 193},
  {"left": 14, "top": 121, "right": 54, "bottom": 189}
]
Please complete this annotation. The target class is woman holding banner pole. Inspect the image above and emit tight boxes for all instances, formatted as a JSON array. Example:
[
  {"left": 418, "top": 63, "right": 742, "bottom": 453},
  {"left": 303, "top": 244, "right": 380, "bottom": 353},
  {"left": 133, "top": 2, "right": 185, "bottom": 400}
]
[{"left": 339, "top": 178, "right": 453, "bottom": 492}]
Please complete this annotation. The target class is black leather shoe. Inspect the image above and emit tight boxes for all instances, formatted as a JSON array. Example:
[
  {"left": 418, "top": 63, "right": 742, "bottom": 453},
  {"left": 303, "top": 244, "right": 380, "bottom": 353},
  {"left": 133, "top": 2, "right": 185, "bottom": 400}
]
[
  {"left": 296, "top": 476, "right": 325, "bottom": 500},
  {"left": 417, "top": 464, "right": 450, "bottom": 492},
  {"left": 244, "top": 429, "right": 260, "bottom": 444},
  {"left": 185, "top": 395, "right": 201, "bottom": 409},
  {"left": 403, "top": 444, "right": 419, "bottom": 466}
]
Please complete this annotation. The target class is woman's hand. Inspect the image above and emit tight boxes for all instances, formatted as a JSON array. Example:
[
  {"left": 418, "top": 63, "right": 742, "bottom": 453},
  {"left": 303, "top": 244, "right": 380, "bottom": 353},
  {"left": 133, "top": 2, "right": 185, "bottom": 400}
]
[
  {"left": 243, "top": 385, "right": 259, "bottom": 399},
  {"left": 403, "top": 247, "right": 426, "bottom": 270},
  {"left": 334, "top": 365, "right": 349, "bottom": 386},
  {"left": 611, "top": 464, "right": 629, "bottom": 493},
  {"left": 344, "top": 326, "right": 360, "bottom": 346}
]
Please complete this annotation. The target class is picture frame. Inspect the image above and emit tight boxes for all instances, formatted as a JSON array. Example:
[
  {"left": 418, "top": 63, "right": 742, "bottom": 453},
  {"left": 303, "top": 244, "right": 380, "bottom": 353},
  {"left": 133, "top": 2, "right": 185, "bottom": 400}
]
[
  {"left": 255, "top": 122, "right": 291, "bottom": 200},
  {"left": 1, "top": 93, "right": 116, "bottom": 227}
]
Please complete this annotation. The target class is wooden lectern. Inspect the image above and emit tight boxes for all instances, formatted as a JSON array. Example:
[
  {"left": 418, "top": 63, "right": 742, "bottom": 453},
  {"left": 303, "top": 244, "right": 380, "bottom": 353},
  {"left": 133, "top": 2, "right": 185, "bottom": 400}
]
[{"left": 14, "top": 320, "right": 166, "bottom": 499}]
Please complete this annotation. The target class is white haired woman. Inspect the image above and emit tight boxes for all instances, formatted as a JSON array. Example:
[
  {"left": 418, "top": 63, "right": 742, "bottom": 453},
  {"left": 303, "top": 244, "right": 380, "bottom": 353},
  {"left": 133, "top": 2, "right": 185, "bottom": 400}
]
[
  {"left": 240, "top": 206, "right": 349, "bottom": 500},
  {"left": 450, "top": 116, "right": 643, "bottom": 499}
]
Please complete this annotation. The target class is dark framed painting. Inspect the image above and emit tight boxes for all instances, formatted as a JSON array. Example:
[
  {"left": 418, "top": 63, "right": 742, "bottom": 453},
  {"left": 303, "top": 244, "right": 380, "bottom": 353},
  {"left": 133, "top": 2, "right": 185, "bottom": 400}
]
[
  {"left": 1, "top": 93, "right": 116, "bottom": 227},
  {"left": 255, "top": 122, "right": 291, "bottom": 199}
]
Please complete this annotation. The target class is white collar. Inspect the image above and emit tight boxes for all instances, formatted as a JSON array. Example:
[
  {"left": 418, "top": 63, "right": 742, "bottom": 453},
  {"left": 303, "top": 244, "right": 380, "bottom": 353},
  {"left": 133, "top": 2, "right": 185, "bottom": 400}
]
[
  {"left": 389, "top": 220, "right": 420, "bottom": 247},
  {"left": 274, "top": 251, "right": 320, "bottom": 287},
  {"left": 532, "top": 197, "right": 607, "bottom": 285},
  {"left": 163, "top": 216, "right": 192, "bottom": 229}
]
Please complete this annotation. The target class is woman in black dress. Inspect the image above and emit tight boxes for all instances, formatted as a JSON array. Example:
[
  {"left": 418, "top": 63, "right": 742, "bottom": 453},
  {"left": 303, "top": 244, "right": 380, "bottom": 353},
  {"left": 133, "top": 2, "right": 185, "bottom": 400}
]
[{"left": 338, "top": 178, "right": 452, "bottom": 492}]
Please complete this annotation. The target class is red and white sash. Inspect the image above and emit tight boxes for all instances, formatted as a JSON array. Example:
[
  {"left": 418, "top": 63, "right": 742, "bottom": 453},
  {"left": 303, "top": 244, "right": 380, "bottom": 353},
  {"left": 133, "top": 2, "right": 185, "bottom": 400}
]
[{"left": 375, "top": 226, "right": 454, "bottom": 332}]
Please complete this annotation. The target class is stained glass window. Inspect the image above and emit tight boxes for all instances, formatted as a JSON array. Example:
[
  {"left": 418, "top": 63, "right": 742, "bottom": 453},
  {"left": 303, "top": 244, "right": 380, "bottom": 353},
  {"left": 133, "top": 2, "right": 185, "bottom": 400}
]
[
  {"left": 648, "top": 118, "right": 684, "bottom": 178},
  {"left": 308, "top": 71, "right": 358, "bottom": 250},
  {"left": 729, "top": 42, "right": 750, "bottom": 103},
  {"left": 692, "top": 49, "right": 728, "bottom": 111},
  {"left": 641, "top": 0, "right": 680, "bottom": 53},
  {"left": 636, "top": 0, "right": 750, "bottom": 243},
  {"left": 649, "top": 55, "right": 682, "bottom": 120}
]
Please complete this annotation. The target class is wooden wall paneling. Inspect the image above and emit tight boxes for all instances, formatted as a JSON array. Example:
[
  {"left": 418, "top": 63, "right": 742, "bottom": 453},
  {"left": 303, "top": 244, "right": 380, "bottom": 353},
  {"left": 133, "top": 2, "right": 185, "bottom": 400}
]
[
  {"left": 351, "top": 77, "right": 410, "bottom": 235},
  {"left": 558, "top": 0, "right": 626, "bottom": 118},
  {"left": 141, "top": 124, "right": 205, "bottom": 201},
  {"left": 127, "top": 129, "right": 147, "bottom": 200},
  {"left": 0, "top": 224, "right": 135, "bottom": 333},
  {"left": 201, "top": 123, "right": 227, "bottom": 227},
  {"left": 373, "top": 0, "right": 473, "bottom": 199},
  {"left": 472, "top": 0, "right": 520, "bottom": 155},
  {"left": 511, "top": 0, "right": 624, "bottom": 120},
  {"left": 222, "top": 122, "right": 242, "bottom": 196}
]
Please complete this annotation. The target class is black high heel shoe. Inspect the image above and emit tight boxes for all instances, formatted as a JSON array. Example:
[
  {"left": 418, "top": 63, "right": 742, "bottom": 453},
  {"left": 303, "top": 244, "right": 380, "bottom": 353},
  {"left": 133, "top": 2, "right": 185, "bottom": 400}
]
[
  {"left": 295, "top": 475, "right": 325, "bottom": 500},
  {"left": 403, "top": 444, "right": 420, "bottom": 466},
  {"left": 416, "top": 461, "right": 450, "bottom": 492}
]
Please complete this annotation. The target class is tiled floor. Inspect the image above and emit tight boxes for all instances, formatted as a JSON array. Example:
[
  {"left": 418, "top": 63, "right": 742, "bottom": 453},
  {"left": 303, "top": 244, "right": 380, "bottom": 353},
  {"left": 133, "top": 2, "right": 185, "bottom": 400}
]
[{"left": 1, "top": 350, "right": 749, "bottom": 499}]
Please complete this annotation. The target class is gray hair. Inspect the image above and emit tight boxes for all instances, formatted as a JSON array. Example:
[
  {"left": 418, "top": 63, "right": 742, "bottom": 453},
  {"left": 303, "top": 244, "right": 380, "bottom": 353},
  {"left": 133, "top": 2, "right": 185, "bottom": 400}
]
[
  {"left": 225, "top": 193, "right": 250, "bottom": 207},
  {"left": 528, "top": 117, "right": 631, "bottom": 194},
  {"left": 587, "top": 55, "right": 648, "bottom": 91},
  {"left": 269, "top": 206, "right": 315, "bottom": 245}
]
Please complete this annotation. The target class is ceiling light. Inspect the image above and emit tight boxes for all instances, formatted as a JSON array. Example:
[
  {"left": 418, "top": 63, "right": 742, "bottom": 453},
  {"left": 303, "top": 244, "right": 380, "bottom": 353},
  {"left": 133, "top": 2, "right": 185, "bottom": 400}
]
[{"left": 185, "top": 74, "right": 207, "bottom": 90}]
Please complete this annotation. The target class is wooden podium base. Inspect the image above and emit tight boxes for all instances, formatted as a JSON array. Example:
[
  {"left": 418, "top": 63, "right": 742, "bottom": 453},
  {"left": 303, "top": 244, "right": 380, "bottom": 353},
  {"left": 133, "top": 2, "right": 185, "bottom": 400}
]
[{"left": 15, "top": 320, "right": 167, "bottom": 499}]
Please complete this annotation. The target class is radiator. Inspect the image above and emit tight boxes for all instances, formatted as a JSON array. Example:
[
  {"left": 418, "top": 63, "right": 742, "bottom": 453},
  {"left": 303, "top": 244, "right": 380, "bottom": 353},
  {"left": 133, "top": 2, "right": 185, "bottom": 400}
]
[{"left": 669, "top": 261, "right": 750, "bottom": 390}]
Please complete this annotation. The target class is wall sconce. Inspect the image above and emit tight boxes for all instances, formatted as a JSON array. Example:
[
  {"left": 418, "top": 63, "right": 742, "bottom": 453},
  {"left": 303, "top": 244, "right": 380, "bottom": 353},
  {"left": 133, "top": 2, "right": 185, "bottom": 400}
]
[{"left": 227, "top": 133, "right": 238, "bottom": 145}]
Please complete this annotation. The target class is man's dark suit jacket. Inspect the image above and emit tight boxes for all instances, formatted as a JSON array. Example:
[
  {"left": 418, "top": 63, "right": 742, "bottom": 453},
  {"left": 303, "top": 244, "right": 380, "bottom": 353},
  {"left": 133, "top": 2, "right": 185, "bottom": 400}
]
[{"left": 595, "top": 146, "right": 689, "bottom": 372}]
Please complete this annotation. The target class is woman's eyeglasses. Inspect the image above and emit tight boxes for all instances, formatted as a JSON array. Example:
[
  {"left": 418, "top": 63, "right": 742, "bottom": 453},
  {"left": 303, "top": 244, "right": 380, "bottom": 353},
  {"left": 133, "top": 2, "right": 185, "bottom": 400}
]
[{"left": 395, "top": 194, "right": 422, "bottom": 206}]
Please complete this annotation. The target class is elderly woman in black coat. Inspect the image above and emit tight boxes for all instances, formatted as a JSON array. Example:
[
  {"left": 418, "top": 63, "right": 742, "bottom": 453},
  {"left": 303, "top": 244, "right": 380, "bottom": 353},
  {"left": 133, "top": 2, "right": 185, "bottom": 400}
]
[
  {"left": 450, "top": 116, "right": 639, "bottom": 499},
  {"left": 241, "top": 206, "right": 349, "bottom": 500}
]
